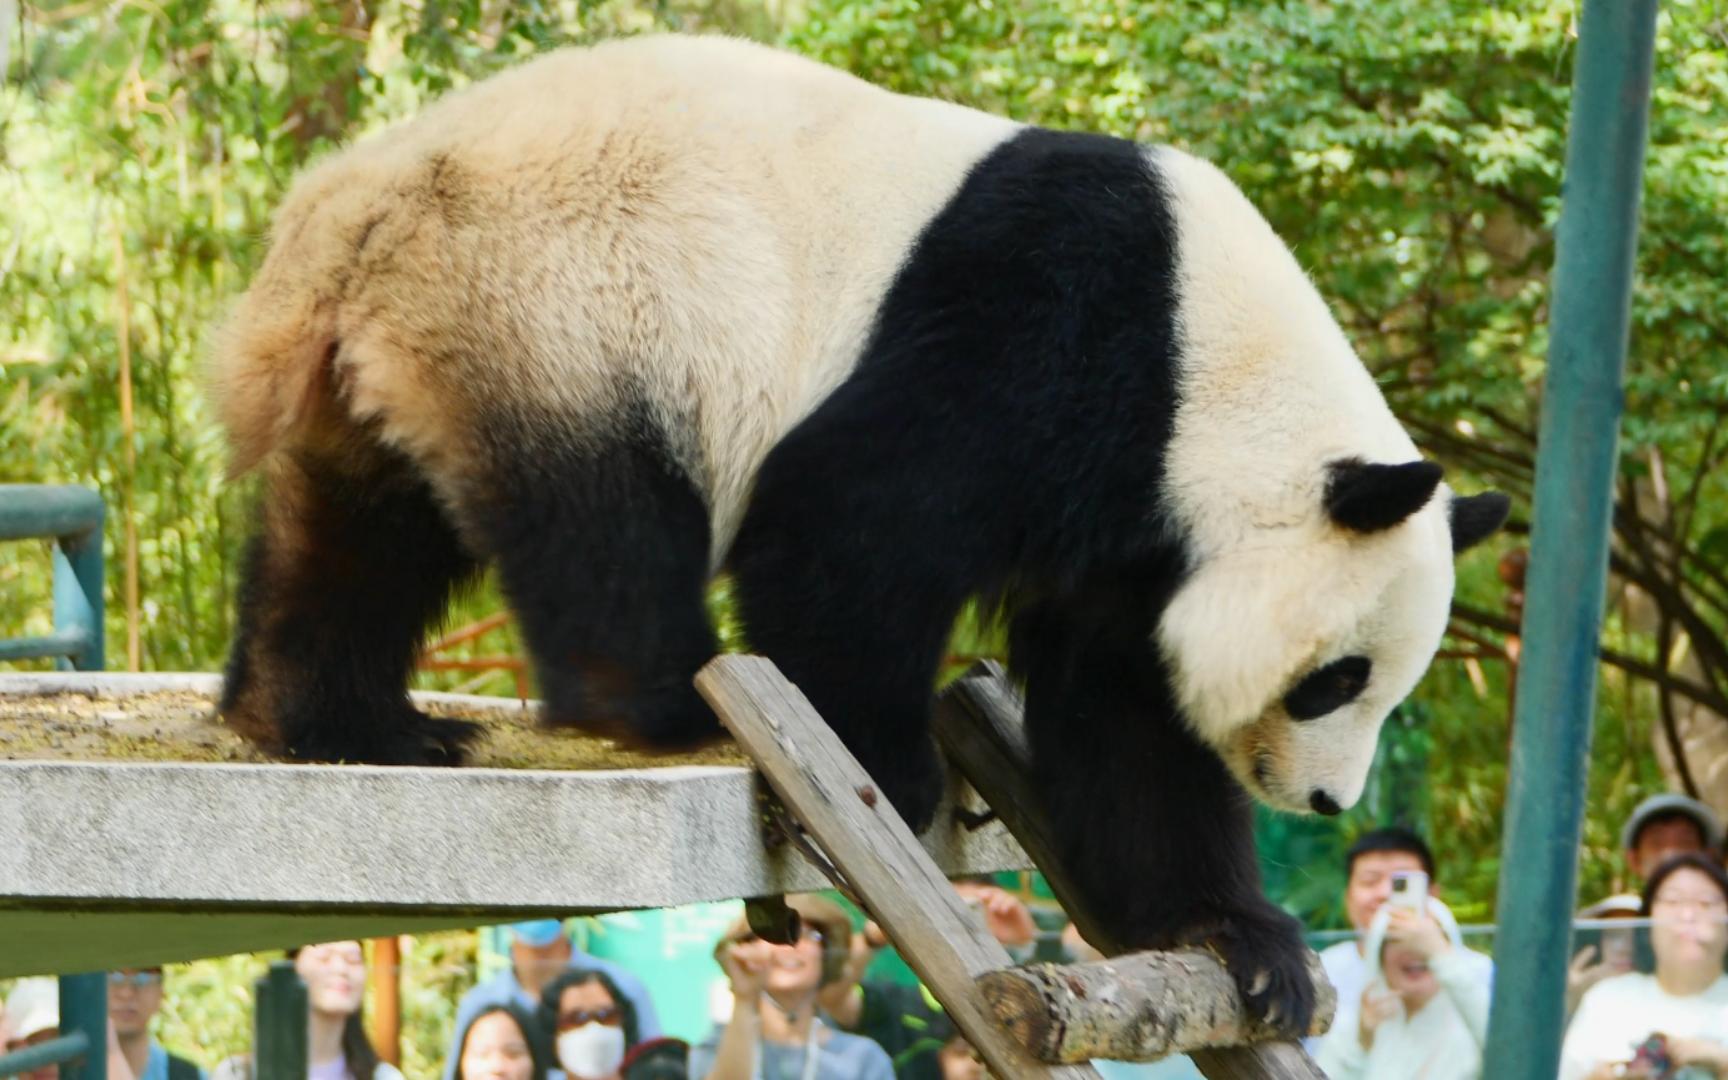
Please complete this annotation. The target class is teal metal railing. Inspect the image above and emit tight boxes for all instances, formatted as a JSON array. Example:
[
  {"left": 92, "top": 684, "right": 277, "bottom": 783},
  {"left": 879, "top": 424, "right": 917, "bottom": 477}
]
[
  {"left": 1482, "top": 0, "right": 1660, "bottom": 1075},
  {"left": 0, "top": 484, "right": 105, "bottom": 669},
  {"left": 0, "top": 487, "right": 107, "bottom": 1079}
]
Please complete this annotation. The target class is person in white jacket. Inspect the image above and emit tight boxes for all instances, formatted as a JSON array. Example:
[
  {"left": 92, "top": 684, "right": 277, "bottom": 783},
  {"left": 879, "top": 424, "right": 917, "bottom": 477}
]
[
  {"left": 1316, "top": 897, "right": 1489, "bottom": 1080},
  {"left": 1559, "top": 852, "right": 1728, "bottom": 1080}
]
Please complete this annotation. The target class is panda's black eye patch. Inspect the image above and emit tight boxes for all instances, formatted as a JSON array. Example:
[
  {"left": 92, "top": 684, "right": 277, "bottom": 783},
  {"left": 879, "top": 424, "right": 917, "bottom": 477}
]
[{"left": 1284, "top": 655, "right": 1372, "bottom": 721}]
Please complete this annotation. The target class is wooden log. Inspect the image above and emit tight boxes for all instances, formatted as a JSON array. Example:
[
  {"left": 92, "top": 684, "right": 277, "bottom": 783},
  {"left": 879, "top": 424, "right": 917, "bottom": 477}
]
[
  {"left": 695, "top": 655, "right": 1102, "bottom": 1080},
  {"left": 935, "top": 662, "right": 1333, "bottom": 1080},
  {"left": 978, "top": 949, "right": 1335, "bottom": 1063}
]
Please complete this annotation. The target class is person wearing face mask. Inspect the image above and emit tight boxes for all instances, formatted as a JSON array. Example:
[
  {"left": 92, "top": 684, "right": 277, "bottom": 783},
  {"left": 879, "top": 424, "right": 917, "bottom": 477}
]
[
  {"left": 1560, "top": 853, "right": 1728, "bottom": 1080},
  {"left": 691, "top": 895, "right": 892, "bottom": 1080},
  {"left": 455, "top": 1003, "right": 551, "bottom": 1080},
  {"left": 446, "top": 923, "right": 661, "bottom": 1080},
  {"left": 1314, "top": 896, "right": 1489, "bottom": 1080},
  {"left": 210, "top": 941, "right": 402, "bottom": 1080},
  {"left": 537, "top": 968, "right": 681, "bottom": 1080}
]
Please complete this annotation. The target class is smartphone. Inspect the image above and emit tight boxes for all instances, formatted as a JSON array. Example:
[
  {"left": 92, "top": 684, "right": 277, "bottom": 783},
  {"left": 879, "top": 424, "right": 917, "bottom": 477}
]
[{"left": 1389, "top": 870, "right": 1429, "bottom": 914}]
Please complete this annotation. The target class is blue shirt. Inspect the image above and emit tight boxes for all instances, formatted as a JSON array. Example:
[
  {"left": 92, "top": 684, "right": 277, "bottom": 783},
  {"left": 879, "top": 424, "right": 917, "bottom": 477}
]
[
  {"left": 688, "top": 1021, "right": 893, "bottom": 1080},
  {"left": 442, "top": 954, "right": 662, "bottom": 1080},
  {"left": 139, "top": 1042, "right": 207, "bottom": 1080}
]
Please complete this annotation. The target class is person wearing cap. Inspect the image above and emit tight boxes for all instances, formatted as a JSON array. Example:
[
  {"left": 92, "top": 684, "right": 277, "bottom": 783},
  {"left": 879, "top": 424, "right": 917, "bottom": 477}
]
[
  {"left": 690, "top": 894, "right": 892, "bottom": 1080},
  {"left": 443, "top": 921, "right": 661, "bottom": 1080},
  {"left": 5, "top": 977, "right": 62, "bottom": 1080},
  {"left": 1559, "top": 853, "right": 1728, "bottom": 1080},
  {"left": 1568, "top": 793, "right": 1725, "bottom": 1014},
  {"left": 109, "top": 967, "right": 205, "bottom": 1080},
  {"left": 1622, "top": 794, "right": 1722, "bottom": 885},
  {"left": 1315, "top": 896, "right": 1489, "bottom": 1080}
]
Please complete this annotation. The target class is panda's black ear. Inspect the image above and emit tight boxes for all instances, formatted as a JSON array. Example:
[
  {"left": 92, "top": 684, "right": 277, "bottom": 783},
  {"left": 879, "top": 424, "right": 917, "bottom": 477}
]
[
  {"left": 1450, "top": 491, "right": 1512, "bottom": 553},
  {"left": 1324, "top": 459, "right": 1444, "bottom": 534}
]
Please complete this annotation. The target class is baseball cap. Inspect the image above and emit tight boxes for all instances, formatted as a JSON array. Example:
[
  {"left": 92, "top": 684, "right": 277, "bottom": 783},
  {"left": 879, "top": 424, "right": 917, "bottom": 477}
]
[
  {"left": 5, "top": 977, "right": 58, "bottom": 1042},
  {"left": 509, "top": 920, "right": 566, "bottom": 948},
  {"left": 1620, "top": 793, "right": 1723, "bottom": 852}
]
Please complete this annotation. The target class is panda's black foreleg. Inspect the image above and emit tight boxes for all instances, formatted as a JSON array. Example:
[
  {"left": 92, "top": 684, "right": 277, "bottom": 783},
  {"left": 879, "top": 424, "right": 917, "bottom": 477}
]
[
  {"left": 221, "top": 445, "right": 483, "bottom": 765},
  {"left": 1012, "top": 602, "right": 1317, "bottom": 1036},
  {"left": 458, "top": 414, "right": 722, "bottom": 748},
  {"left": 728, "top": 527, "right": 964, "bottom": 834}
]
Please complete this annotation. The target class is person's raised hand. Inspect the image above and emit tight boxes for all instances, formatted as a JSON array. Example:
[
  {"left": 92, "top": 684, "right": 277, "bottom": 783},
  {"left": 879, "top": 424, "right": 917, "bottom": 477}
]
[
  {"left": 1383, "top": 908, "right": 1451, "bottom": 960},
  {"left": 1356, "top": 984, "right": 1401, "bottom": 1051}
]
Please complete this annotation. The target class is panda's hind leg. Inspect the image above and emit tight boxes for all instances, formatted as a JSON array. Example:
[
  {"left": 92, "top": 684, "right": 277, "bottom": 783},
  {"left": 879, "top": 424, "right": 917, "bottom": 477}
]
[
  {"left": 221, "top": 437, "right": 483, "bottom": 765},
  {"left": 453, "top": 405, "right": 722, "bottom": 749}
]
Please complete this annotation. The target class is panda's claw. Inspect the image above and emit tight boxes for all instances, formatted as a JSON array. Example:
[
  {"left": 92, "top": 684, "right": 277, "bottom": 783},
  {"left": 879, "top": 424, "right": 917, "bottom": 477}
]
[
  {"left": 1208, "top": 905, "right": 1318, "bottom": 1037},
  {"left": 282, "top": 707, "right": 482, "bottom": 767}
]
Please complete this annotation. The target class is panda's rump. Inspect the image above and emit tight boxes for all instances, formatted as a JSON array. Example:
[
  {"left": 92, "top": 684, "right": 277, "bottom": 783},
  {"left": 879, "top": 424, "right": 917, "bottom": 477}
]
[{"left": 214, "top": 37, "right": 1017, "bottom": 559}]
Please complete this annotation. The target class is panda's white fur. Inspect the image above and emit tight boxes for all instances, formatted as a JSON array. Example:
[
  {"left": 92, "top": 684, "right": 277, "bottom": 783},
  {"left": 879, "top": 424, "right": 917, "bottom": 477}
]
[
  {"left": 216, "top": 34, "right": 1018, "bottom": 555},
  {"left": 1151, "top": 147, "right": 1457, "bottom": 813}
]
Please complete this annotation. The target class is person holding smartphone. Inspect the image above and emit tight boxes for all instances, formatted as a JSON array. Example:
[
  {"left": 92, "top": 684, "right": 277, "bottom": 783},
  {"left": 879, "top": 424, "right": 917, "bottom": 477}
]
[
  {"left": 1315, "top": 895, "right": 1490, "bottom": 1079},
  {"left": 1308, "top": 830, "right": 1493, "bottom": 1049}
]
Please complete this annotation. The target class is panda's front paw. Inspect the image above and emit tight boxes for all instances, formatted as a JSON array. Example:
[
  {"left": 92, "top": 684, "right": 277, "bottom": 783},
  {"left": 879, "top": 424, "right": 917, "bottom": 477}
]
[{"left": 1209, "top": 905, "right": 1317, "bottom": 1036}]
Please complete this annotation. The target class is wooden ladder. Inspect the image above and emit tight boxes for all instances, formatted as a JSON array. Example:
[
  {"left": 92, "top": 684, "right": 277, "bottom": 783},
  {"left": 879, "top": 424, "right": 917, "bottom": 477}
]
[{"left": 696, "top": 655, "right": 1331, "bottom": 1080}]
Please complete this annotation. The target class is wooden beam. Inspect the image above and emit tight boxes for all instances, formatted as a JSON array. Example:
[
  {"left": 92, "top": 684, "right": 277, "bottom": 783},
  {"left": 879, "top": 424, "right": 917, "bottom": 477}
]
[
  {"left": 935, "top": 662, "right": 1333, "bottom": 1080},
  {"left": 695, "top": 655, "right": 1102, "bottom": 1080},
  {"left": 978, "top": 948, "right": 1334, "bottom": 1063}
]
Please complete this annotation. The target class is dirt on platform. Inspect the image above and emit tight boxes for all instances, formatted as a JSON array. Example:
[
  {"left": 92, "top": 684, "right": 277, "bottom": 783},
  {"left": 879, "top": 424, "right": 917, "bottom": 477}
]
[{"left": 0, "top": 688, "right": 750, "bottom": 770}]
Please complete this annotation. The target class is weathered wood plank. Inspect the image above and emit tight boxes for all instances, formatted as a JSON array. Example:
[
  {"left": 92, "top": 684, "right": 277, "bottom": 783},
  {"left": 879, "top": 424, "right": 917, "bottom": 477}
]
[
  {"left": 695, "top": 655, "right": 1102, "bottom": 1080},
  {"left": 935, "top": 662, "right": 1333, "bottom": 1080}
]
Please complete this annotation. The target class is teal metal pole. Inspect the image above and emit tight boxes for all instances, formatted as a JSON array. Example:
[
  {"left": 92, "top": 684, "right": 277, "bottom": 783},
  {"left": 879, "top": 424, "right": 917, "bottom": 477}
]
[
  {"left": 255, "top": 960, "right": 309, "bottom": 1080},
  {"left": 0, "top": 1034, "right": 92, "bottom": 1077},
  {"left": 1483, "top": 0, "right": 1659, "bottom": 1075},
  {"left": 53, "top": 504, "right": 106, "bottom": 671},
  {"left": 0, "top": 485, "right": 104, "bottom": 541},
  {"left": 58, "top": 973, "right": 107, "bottom": 1080}
]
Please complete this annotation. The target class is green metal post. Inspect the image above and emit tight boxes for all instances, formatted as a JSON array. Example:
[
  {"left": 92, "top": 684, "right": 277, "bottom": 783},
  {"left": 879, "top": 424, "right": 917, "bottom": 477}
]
[
  {"left": 58, "top": 973, "right": 107, "bottom": 1080},
  {"left": 255, "top": 960, "right": 309, "bottom": 1080},
  {"left": 1482, "top": 0, "right": 1659, "bottom": 1075}
]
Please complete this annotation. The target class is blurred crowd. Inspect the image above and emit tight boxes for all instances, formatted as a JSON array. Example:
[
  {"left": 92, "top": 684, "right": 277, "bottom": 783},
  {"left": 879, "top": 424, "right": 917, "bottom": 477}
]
[{"left": 6, "top": 796, "right": 1728, "bottom": 1080}]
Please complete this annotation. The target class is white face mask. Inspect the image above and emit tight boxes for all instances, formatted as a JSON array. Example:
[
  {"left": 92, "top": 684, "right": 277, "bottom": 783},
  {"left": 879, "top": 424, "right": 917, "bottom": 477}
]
[{"left": 556, "top": 1022, "right": 626, "bottom": 1079}]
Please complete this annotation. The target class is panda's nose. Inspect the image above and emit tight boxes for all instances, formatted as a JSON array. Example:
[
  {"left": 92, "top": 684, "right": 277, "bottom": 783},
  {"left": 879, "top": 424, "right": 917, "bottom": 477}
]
[{"left": 1310, "top": 790, "right": 1342, "bottom": 816}]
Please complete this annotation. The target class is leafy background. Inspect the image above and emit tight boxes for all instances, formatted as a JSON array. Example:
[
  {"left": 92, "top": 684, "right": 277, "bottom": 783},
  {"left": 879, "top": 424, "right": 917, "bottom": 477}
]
[{"left": 4, "top": 0, "right": 1727, "bottom": 1067}]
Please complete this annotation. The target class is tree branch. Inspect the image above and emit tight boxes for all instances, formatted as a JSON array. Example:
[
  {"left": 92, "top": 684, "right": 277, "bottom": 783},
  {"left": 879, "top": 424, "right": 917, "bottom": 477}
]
[{"left": 1450, "top": 602, "right": 1728, "bottom": 719}]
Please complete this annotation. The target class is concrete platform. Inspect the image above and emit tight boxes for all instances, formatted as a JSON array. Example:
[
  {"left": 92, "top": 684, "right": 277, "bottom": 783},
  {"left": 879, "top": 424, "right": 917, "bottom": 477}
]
[{"left": 0, "top": 673, "right": 1029, "bottom": 976}]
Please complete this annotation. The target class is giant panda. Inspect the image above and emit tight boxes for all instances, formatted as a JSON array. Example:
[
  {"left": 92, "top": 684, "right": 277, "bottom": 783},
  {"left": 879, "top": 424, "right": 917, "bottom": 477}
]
[{"left": 212, "top": 33, "right": 1509, "bottom": 1031}]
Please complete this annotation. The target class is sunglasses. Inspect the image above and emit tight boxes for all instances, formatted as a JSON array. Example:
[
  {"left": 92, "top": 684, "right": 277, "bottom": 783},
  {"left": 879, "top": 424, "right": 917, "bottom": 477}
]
[
  {"left": 555, "top": 1006, "right": 622, "bottom": 1031},
  {"left": 108, "top": 971, "right": 164, "bottom": 988}
]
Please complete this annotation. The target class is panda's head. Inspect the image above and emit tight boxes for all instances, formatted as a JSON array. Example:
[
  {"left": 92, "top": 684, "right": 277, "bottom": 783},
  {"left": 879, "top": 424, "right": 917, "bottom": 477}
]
[
  {"left": 1144, "top": 145, "right": 1510, "bottom": 815},
  {"left": 1157, "top": 460, "right": 1509, "bottom": 816}
]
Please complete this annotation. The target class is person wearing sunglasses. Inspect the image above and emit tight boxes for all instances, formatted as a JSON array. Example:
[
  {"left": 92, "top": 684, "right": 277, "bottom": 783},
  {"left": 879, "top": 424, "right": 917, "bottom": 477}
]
[
  {"left": 537, "top": 968, "right": 643, "bottom": 1080},
  {"left": 108, "top": 968, "right": 204, "bottom": 1080},
  {"left": 690, "top": 895, "right": 891, "bottom": 1080}
]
